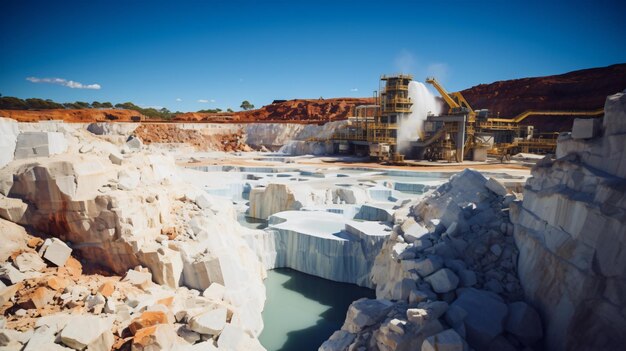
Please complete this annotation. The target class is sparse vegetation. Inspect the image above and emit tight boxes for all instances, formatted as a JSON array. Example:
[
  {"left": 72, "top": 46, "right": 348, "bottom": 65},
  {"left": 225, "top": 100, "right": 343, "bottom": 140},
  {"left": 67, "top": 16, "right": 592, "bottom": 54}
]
[
  {"left": 240, "top": 100, "right": 254, "bottom": 110},
  {"left": 0, "top": 96, "right": 180, "bottom": 119}
]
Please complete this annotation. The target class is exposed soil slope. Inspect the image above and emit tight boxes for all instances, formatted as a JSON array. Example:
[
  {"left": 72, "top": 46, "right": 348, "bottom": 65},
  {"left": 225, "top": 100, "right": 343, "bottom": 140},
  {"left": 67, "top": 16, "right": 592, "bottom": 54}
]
[
  {"left": 174, "top": 97, "right": 375, "bottom": 123},
  {"left": 132, "top": 124, "right": 251, "bottom": 152},
  {"left": 461, "top": 63, "right": 626, "bottom": 131},
  {"left": 0, "top": 108, "right": 145, "bottom": 122}
]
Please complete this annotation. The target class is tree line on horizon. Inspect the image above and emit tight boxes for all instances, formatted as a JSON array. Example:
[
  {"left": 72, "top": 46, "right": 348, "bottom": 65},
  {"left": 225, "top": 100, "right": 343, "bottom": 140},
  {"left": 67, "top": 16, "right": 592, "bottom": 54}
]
[{"left": 0, "top": 96, "right": 255, "bottom": 119}]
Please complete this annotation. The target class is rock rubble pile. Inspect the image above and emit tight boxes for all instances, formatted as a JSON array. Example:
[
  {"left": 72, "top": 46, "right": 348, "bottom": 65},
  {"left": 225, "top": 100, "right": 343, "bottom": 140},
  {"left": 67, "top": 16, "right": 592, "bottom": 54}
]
[
  {"left": 0, "top": 118, "right": 267, "bottom": 350},
  {"left": 321, "top": 169, "right": 542, "bottom": 351}
]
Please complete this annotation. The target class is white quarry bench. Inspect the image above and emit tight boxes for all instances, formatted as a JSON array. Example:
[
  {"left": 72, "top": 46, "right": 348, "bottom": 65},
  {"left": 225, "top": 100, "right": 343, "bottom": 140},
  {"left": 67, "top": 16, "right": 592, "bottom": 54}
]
[{"left": 267, "top": 210, "right": 390, "bottom": 288}]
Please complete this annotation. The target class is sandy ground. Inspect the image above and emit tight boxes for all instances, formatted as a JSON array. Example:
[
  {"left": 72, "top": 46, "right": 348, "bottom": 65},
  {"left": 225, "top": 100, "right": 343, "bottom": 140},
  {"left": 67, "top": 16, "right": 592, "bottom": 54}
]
[{"left": 179, "top": 154, "right": 532, "bottom": 175}]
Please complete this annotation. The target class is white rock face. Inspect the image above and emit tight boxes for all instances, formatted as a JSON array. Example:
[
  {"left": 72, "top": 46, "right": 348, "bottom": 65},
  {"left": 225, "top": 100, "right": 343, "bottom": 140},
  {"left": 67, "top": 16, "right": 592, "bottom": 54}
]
[
  {"left": 266, "top": 210, "right": 390, "bottom": 287},
  {"left": 248, "top": 183, "right": 305, "bottom": 220},
  {"left": 510, "top": 91, "right": 626, "bottom": 350},
  {"left": 245, "top": 121, "right": 348, "bottom": 150},
  {"left": 14, "top": 132, "right": 68, "bottom": 159},
  {"left": 0, "top": 118, "right": 19, "bottom": 168}
]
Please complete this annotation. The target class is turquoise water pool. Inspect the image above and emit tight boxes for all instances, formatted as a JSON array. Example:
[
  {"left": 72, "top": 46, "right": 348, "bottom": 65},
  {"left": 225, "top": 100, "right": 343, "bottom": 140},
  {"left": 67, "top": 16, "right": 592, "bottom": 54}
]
[{"left": 259, "top": 269, "right": 375, "bottom": 351}]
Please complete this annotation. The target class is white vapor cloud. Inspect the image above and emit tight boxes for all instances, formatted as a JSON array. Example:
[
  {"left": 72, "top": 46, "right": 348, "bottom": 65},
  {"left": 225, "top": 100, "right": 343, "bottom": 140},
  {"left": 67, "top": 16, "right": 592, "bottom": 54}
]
[
  {"left": 26, "top": 77, "right": 101, "bottom": 90},
  {"left": 176, "top": 98, "right": 182, "bottom": 102},
  {"left": 210, "top": 99, "right": 216, "bottom": 103},
  {"left": 394, "top": 49, "right": 416, "bottom": 73},
  {"left": 426, "top": 63, "right": 450, "bottom": 82},
  {"left": 197, "top": 99, "right": 209, "bottom": 103},
  {"left": 350, "top": 88, "right": 359, "bottom": 92}
]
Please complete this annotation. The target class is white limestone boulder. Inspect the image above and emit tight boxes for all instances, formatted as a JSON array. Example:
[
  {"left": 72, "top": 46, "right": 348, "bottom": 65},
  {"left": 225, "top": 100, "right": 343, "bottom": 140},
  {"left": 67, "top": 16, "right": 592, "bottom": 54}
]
[
  {"left": 59, "top": 315, "right": 114, "bottom": 351},
  {"left": 0, "top": 196, "right": 28, "bottom": 224},
  {"left": 189, "top": 307, "right": 227, "bottom": 335},
  {"left": 14, "top": 252, "right": 46, "bottom": 273},
  {"left": 14, "top": 132, "right": 68, "bottom": 159},
  {"left": 39, "top": 238, "right": 72, "bottom": 267},
  {"left": 342, "top": 298, "right": 394, "bottom": 333},
  {"left": 424, "top": 268, "right": 459, "bottom": 293},
  {"left": 485, "top": 177, "right": 507, "bottom": 197}
]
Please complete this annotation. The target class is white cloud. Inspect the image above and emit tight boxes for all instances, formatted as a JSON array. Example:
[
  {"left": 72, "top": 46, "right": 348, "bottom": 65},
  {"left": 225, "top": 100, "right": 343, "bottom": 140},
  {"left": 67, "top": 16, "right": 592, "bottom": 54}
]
[
  {"left": 26, "top": 76, "right": 101, "bottom": 90},
  {"left": 176, "top": 98, "right": 182, "bottom": 102},
  {"left": 393, "top": 49, "right": 416, "bottom": 73},
  {"left": 197, "top": 99, "right": 216, "bottom": 103},
  {"left": 350, "top": 88, "right": 359, "bottom": 92},
  {"left": 426, "top": 63, "right": 450, "bottom": 82}
]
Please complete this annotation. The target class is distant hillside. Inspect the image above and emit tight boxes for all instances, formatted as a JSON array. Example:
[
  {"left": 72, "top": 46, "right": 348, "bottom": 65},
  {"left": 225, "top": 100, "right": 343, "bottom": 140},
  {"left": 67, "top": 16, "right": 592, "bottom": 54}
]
[
  {"left": 460, "top": 63, "right": 626, "bottom": 132},
  {"left": 174, "top": 98, "right": 375, "bottom": 124}
]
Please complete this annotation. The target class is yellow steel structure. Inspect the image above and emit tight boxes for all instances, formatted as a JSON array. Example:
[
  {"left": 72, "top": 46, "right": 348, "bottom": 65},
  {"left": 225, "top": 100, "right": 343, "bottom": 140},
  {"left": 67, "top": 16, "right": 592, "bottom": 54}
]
[
  {"left": 425, "top": 76, "right": 605, "bottom": 159},
  {"left": 488, "top": 109, "right": 604, "bottom": 123},
  {"left": 426, "top": 77, "right": 476, "bottom": 122}
]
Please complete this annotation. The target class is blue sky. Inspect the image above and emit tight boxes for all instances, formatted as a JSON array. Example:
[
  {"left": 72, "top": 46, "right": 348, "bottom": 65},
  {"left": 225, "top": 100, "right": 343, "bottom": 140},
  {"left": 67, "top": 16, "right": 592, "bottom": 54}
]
[{"left": 1, "top": 0, "right": 625, "bottom": 112}]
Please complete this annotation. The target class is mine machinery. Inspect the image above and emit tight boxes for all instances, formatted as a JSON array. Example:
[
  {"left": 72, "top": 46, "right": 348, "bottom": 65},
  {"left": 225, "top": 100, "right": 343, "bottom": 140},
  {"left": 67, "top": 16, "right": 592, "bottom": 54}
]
[
  {"left": 416, "top": 77, "right": 605, "bottom": 162},
  {"left": 309, "top": 74, "right": 604, "bottom": 163}
]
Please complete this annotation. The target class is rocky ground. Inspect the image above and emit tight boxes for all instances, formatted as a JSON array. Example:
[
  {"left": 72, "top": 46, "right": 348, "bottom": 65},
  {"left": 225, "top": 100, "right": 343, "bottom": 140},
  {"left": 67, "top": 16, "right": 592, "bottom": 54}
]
[
  {"left": 131, "top": 124, "right": 252, "bottom": 152},
  {"left": 0, "top": 118, "right": 267, "bottom": 350},
  {"left": 174, "top": 98, "right": 375, "bottom": 123},
  {"left": 319, "top": 169, "right": 541, "bottom": 351}
]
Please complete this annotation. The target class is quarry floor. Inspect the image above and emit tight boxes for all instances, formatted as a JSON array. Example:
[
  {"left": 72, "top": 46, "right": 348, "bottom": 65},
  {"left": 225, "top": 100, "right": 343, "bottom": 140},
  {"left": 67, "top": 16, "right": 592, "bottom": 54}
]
[
  {"left": 172, "top": 150, "right": 533, "bottom": 350},
  {"left": 176, "top": 153, "right": 532, "bottom": 177}
]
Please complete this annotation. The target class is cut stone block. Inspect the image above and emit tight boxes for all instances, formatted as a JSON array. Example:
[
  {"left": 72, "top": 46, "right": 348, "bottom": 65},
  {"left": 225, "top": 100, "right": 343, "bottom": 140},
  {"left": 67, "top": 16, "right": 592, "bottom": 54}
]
[
  {"left": 189, "top": 307, "right": 227, "bottom": 335},
  {"left": 485, "top": 178, "right": 507, "bottom": 196},
  {"left": 14, "top": 132, "right": 68, "bottom": 159},
  {"left": 39, "top": 238, "right": 72, "bottom": 267},
  {"left": 59, "top": 315, "right": 114, "bottom": 351},
  {"left": 14, "top": 252, "right": 46, "bottom": 273},
  {"left": 424, "top": 268, "right": 459, "bottom": 293}
]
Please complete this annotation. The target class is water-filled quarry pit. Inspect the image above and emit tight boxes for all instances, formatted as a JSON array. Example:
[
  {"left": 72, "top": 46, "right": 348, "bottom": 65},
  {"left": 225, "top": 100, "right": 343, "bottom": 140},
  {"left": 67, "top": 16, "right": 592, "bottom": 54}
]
[{"left": 180, "top": 158, "right": 527, "bottom": 350}]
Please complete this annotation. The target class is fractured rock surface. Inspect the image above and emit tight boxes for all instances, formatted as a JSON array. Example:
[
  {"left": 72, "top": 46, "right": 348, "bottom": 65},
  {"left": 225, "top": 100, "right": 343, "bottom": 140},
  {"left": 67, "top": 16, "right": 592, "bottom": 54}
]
[
  {"left": 0, "top": 119, "right": 268, "bottom": 350},
  {"left": 321, "top": 168, "right": 541, "bottom": 351},
  {"left": 510, "top": 91, "right": 626, "bottom": 350}
]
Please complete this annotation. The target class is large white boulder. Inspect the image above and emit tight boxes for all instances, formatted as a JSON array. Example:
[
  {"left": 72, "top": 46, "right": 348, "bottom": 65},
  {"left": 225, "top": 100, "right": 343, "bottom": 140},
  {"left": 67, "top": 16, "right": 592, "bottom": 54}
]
[
  {"left": 189, "top": 307, "right": 227, "bottom": 335},
  {"left": 59, "top": 315, "right": 114, "bottom": 351},
  {"left": 14, "top": 132, "right": 68, "bottom": 159}
]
